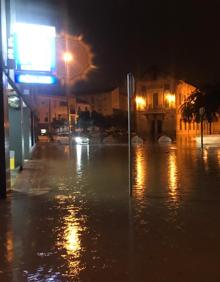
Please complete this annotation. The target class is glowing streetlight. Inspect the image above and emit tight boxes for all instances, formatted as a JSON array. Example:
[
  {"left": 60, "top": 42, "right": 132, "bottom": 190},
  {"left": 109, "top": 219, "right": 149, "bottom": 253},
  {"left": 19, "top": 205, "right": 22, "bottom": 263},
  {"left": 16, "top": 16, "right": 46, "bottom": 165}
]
[
  {"left": 63, "top": 52, "right": 73, "bottom": 64},
  {"left": 165, "top": 93, "right": 176, "bottom": 108},
  {"left": 135, "top": 96, "right": 146, "bottom": 110}
]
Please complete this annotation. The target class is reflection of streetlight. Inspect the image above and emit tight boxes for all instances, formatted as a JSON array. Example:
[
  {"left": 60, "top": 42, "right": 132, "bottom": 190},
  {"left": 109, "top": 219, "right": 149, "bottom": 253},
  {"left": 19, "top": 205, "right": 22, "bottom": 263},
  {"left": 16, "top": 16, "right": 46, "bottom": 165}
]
[{"left": 199, "top": 107, "right": 205, "bottom": 149}]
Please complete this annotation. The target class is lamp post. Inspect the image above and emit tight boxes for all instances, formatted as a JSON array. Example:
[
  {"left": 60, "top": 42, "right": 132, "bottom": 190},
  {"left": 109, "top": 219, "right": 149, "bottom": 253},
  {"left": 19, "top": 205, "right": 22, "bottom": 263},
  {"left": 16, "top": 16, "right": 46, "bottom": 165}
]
[
  {"left": 63, "top": 51, "right": 73, "bottom": 148},
  {"left": 127, "top": 73, "right": 135, "bottom": 197}
]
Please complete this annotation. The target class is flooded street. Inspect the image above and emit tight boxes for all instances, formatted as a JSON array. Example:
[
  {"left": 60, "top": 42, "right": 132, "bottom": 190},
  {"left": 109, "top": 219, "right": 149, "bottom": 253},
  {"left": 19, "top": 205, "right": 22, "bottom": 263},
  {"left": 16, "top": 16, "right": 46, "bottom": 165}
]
[{"left": 1, "top": 140, "right": 220, "bottom": 282}]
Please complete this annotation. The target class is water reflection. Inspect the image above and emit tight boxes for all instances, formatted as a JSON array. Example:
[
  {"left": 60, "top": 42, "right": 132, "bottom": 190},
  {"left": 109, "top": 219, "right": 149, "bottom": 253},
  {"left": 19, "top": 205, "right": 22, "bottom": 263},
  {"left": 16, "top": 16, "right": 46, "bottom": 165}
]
[
  {"left": 75, "top": 145, "right": 90, "bottom": 174},
  {"left": 167, "top": 152, "right": 178, "bottom": 201},
  {"left": 202, "top": 148, "right": 209, "bottom": 170},
  {"left": 64, "top": 220, "right": 81, "bottom": 255},
  {"left": 2, "top": 142, "right": 220, "bottom": 281},
  {"left": 76, "top": 144, "right": 82, "bottom": 172},
  {"left": 134, "top": 146, "right": 146, "bottom": 198},
  {"left": 56, "top": 210, "right": 86, "bottom": 277},
  {"left": 6, "top": 231, "right": 13, "bottom": 263},
  {"left": 217, "top": 149, "right": 220, "bottom": 166}
]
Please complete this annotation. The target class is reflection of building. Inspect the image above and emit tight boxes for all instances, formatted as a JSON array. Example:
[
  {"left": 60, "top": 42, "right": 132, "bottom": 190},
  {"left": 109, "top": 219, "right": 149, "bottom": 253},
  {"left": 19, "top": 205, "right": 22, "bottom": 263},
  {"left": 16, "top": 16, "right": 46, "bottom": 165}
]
[
  {"left": 81, "top": 88, "right": 127, "bottom": 116},
  {"left": 135, "top": 75, "right": 220, "bottom": 138}
]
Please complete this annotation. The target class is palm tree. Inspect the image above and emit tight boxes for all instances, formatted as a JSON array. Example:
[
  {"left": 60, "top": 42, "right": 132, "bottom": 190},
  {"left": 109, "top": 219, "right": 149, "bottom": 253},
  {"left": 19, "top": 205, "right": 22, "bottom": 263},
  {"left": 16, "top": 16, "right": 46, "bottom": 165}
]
[{"left": 180, "top": 84, "right": 220, "bottom": 134}]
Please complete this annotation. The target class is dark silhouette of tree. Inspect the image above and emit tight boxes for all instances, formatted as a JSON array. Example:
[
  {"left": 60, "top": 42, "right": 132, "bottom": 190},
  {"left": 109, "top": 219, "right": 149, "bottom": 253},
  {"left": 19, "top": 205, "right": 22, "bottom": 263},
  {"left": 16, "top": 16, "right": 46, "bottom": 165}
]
[
  {"left": 180, "top": 84, "right": 220, "bottom": 134},
  {"left": 90, "top": 111, "right": 106, "bottom": 128},
  {"left": 51, "top": 117, "right": 66, "bottom": 131},
  {"left": 77, "top": 108, "right": 91, "bottom": 132}
]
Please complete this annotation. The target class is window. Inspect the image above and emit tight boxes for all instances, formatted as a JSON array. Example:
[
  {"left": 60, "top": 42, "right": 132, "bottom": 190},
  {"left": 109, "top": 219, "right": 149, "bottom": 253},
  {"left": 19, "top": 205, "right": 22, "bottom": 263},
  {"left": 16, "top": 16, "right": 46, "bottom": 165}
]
[
  {"left": 153, "top": 93, "right": 158, "bottom": 108},
  {"left": 44, "top": 117, "right": 48, "bottom": 122},
  {"left": 164, "top": 84, "right": 170, "bottom": 90},
  {"left": 141, "top": 86, "right": 146, "bottom": 92},
  {"left": 180, "top": 119, "right": 182, "bottom": 130},
  {"left": 184, "top": 122, "right": 187, "bottom": 130}
]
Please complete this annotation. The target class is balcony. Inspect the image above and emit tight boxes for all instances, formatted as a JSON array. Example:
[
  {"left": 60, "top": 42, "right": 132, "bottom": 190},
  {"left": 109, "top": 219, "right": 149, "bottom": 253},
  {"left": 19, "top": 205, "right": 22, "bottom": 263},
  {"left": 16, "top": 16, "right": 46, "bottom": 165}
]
[{"left": 145, "top": 106, "right": 166, "bottom": 114}]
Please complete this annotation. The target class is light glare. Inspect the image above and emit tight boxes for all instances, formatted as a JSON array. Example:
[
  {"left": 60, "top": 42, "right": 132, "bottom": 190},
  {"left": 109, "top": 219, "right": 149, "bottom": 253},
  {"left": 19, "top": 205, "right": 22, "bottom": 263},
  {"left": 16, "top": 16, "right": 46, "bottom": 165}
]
[{"left": 14, "top": 23, "right": 56, "bottom": 72}]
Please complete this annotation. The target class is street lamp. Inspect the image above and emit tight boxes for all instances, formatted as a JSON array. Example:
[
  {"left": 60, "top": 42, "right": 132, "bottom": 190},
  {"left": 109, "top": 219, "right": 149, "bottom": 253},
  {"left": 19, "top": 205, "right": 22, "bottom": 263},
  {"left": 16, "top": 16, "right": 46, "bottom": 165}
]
[
  {"left": 63, "top": 51, "right": 74, "bottom": 148},
  {"left": 63, "top": 52, "right": 73, "bottom": 64}
]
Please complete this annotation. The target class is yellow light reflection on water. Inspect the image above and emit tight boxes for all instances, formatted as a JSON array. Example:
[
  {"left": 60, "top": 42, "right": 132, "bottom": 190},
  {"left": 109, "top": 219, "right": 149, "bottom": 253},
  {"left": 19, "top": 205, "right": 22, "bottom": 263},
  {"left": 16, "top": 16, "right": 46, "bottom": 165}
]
[
  {"left": 134, "top": 146, "right": 146, "bottom": 198},
  {"left": 64, "top": 222, "right": 81, "bottom": 255},
  {"left": 6, "top": 231, "right": 13, "bottom": 263},
  {"left": 202, "top": 149, "right": 209, "bottom": 171},
  {"left": 217, "top": 149, "right": 220, "bottom": 166},
  {"left": 168, "top": 153, "right": 178, "bottom": 200},
  {"left": 58, "top": 213, "right": 85, "bottom": 277}
]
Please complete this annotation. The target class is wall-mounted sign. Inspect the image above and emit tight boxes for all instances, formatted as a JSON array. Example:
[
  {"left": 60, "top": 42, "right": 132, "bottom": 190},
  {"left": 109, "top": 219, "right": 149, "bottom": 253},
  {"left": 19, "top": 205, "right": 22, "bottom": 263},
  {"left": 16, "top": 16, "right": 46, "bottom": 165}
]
[
  {"left": 14, "top": 23, "right": 56, "bottom": 84},
  {"left": 15, "top": 73, "right": 57, "bottom": 84}
]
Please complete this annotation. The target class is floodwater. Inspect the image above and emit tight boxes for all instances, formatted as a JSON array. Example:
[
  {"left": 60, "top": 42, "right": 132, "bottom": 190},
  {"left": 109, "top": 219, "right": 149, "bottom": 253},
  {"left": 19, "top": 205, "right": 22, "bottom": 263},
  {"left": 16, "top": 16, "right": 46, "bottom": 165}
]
[{"left": 1, "top": 139, "right": 220, "bottom": 282}]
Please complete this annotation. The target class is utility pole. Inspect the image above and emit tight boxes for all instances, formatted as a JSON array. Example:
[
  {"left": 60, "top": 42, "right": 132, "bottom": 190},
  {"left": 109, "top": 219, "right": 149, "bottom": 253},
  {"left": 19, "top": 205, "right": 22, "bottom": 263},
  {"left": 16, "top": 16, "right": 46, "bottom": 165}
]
[{"left": 127, "top": 73, "right": 135, "bottom": 197}]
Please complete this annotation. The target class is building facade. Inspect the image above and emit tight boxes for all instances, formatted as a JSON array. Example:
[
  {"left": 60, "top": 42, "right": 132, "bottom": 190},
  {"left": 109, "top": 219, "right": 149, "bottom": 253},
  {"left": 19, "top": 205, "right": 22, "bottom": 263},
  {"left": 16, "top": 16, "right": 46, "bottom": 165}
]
[
  {"left": 135, "top": 75, "right": 220, "bottom": 139},
  {"left": 81, "top": 88, "right": 127, "bottom": 116},
  {"left": 34, "top": 94, "right": 91, "bottom": 134}
]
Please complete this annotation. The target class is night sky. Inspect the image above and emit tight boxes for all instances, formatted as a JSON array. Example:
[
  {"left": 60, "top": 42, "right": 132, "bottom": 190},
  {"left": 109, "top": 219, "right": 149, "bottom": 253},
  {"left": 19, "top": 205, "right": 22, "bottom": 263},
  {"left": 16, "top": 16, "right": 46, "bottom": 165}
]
[{"left": 17, "top": 0, "right": 220, "bottom": 91}]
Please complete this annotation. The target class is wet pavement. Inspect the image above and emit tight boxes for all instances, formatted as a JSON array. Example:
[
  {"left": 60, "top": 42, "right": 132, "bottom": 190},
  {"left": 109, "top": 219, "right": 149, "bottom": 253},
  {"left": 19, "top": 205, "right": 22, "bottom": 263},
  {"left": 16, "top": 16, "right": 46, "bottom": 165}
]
[{"left": 0, "top": 140, "right": 220, "bottom": 282}]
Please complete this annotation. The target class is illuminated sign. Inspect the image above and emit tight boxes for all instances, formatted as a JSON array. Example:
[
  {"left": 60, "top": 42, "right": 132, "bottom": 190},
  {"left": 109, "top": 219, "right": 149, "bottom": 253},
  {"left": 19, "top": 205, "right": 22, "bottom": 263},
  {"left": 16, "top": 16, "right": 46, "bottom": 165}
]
[
  {"left": 15, "top": 73, "right": 57, "bottom": 84},
  {"left": 14, "top": 23, "right": 56, "bottom": 73}
]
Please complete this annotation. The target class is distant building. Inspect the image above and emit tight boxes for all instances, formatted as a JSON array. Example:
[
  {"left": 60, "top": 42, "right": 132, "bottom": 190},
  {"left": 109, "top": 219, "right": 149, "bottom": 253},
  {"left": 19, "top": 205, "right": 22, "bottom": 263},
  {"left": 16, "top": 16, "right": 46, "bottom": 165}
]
[
  {"left": 135, "top": 75, "right": 220, "bottom": 139},
  {"left": 34, "top": 94, "right": 90, "bottom": 134},
  {"left": 81, "top": 88, "right": 127, "bottom": 116}
]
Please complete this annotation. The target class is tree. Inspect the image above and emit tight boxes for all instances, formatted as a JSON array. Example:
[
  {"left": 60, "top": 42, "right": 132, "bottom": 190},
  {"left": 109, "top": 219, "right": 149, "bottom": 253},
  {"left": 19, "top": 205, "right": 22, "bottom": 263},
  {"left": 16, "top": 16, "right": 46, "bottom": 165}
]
[
  {"left": 51, "top": 117, "right": 66, "bottom": 131},
  {"left": 77, "top": 108, "right": 91, "bottom": 132},
  {"left": 91, "top": 110, "right": 107, "bottom": 129},
  {"left": 180, "top": 84, "right": 220, "bottom": 134}
]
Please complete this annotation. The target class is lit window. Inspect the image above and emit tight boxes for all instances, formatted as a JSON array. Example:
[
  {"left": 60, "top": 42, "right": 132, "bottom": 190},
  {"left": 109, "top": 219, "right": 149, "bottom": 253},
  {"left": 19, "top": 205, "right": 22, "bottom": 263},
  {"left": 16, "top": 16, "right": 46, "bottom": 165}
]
[
  {"left": 165, "top": 93, "right": 175, "bottom": 108},
  {"left": 135, "top": 96, "right": 146, "bottom": 110}
]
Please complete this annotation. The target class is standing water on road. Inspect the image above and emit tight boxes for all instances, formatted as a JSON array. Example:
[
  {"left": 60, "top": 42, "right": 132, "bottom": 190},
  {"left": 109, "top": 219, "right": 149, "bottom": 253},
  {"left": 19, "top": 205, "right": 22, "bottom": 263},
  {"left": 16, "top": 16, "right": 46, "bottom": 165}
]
[{"left": 0, "top": 140, "right": 220, "bottom": 282}]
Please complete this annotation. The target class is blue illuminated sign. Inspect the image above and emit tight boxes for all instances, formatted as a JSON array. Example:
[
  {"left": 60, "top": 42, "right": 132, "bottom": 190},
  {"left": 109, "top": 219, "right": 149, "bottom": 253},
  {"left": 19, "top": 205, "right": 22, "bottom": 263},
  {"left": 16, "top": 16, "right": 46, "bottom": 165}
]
[{"left": 15, "top": 74, "right": 57, "bottom": 84}]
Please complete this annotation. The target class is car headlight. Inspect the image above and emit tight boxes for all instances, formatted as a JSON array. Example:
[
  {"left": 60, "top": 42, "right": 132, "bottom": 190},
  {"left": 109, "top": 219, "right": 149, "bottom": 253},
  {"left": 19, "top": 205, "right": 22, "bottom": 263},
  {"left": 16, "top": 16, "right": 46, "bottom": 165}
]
[{"left": 75, "top": 137, "right": 82, "bottom": 144}]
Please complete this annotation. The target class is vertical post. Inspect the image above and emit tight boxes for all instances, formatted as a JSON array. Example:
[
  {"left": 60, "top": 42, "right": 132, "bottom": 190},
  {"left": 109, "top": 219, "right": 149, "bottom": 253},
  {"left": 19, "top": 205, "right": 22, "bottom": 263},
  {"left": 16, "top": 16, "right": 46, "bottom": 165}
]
[
  {"left": 48, "top": 97, "right": 51, "bottom": 140},
  {"left": 127, "top": 73, "right": 135, "bottom": 197},
  {"left": 199, "top": 107, "right": 205, "bottom": 149},
  {"left": 0, "top": 0, "right": 9, "bottom": 198},
  {"left": 65, "top": 63, "right": 72, "bottom": 148},
  {"left": 64, "top": 36, "right": 72, "bottom": 150}
]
